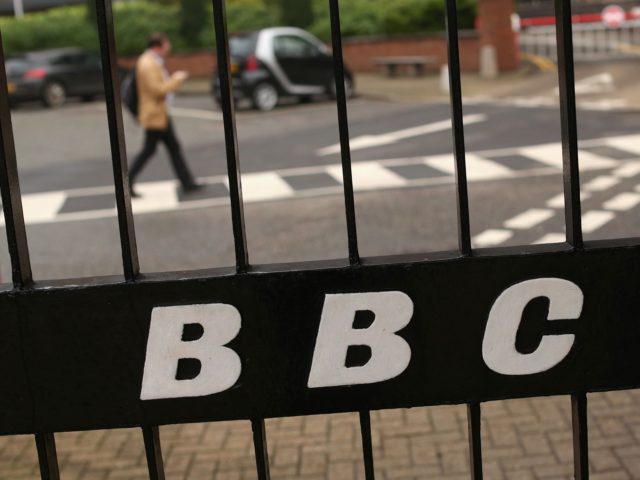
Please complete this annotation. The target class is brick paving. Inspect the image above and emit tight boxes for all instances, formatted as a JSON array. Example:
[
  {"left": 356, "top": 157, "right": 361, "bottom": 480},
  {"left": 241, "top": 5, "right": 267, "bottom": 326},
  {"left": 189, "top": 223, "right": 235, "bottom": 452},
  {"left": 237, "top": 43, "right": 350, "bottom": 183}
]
[{"left": 1, "top": 390, "right": 639, "bottom": 479}]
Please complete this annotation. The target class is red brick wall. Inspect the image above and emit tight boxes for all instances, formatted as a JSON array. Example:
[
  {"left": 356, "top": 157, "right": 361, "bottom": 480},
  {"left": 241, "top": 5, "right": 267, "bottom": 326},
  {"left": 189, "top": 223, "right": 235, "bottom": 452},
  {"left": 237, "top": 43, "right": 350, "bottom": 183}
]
[
  {"left": 342, "top": 32, "right": 481, "bottom": 73},
  {"left": 118, "top": 51, "right": 216, "bottom": 77},
  {"left": 477, "top": 0, "right": 519, "bottom": 70},
  {"left": 118, "top": 32, "right": 488, "bottom": 77}
]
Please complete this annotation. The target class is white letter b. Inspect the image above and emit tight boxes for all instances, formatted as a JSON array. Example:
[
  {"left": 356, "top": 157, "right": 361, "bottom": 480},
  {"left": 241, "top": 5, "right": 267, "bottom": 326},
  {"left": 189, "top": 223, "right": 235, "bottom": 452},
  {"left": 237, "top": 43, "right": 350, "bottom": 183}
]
[
  {"left": 308, "top": 291, "right": 413, "bottom": 388},
  {"left": 140, "top": 303, "right": 241, "bottom": 400}
]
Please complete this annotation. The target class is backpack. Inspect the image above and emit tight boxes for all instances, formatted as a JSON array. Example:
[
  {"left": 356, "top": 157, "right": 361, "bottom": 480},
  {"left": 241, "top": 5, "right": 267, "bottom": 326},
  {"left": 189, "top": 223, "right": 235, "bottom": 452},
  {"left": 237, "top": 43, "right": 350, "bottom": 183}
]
[{"left": 121, "top": 69, "right": 138, "bottom": 118}]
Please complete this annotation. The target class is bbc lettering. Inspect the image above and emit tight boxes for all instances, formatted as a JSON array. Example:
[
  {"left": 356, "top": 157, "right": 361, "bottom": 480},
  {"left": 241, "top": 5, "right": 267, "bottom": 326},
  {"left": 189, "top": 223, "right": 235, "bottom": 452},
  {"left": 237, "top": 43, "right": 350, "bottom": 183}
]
[{"left": 140, "top": 278, "right": 583, "bottom": 400}]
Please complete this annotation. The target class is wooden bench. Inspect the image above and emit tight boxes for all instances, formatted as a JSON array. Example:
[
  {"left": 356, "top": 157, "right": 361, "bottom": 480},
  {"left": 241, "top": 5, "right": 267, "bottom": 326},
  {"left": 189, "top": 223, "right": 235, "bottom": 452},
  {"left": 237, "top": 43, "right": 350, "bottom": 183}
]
[{"left": 374, "top": 56, "right": 436, "bottom": 77}]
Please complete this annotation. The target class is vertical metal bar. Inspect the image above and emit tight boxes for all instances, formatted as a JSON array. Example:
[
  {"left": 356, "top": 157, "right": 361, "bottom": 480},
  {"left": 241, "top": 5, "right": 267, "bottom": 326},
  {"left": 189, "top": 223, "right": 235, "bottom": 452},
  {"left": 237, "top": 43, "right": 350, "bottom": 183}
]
[
  {"left": 94, "top": 0, "right": 140, "bottom": 281},
  {"left": 328, "top": 0, "right": 360, "bottom": 265},
  {"left": 554, "top": 0, "right": 583, "bottom": 249},
  {"left": 0, "top": 30, "right": 32, "bottom": 288},
  {"left": 211, "top": 0, "right": 249, "bottom": 272},
  {"left": 142, "top": 425, "right": 166, "bottom": 480},
  {"left": 467, "top": 403, "right": 483, "bottom": 479},
  {"left": 359, "top": 410, "right": 375, "bottom": 480},
  {"left": 572, "top": 393, "right": 589, "bottom": 480},
  {"left": 444, "top": 0, "right": 472, "bottom": 256},
  {"left": 35, "top": 433, "right": 60, "bottom": 480},
  {"left": 251, "top": 418, "right": 271, "bottom": 480}
]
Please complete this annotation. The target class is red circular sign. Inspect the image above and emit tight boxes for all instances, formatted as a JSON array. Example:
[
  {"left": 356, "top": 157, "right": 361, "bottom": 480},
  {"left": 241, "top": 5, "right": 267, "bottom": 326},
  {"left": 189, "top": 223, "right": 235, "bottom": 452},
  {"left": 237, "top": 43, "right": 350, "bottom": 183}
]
[{"left": 602, "top": 5, "right": 626, "bottom": 27}]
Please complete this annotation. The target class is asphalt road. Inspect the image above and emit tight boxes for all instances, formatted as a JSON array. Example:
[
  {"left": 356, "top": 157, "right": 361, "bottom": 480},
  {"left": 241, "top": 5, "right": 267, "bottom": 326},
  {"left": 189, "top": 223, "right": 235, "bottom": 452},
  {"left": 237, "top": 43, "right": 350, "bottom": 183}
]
[{"left": 2, "top": 91, "right": 639, "bottom": 281}]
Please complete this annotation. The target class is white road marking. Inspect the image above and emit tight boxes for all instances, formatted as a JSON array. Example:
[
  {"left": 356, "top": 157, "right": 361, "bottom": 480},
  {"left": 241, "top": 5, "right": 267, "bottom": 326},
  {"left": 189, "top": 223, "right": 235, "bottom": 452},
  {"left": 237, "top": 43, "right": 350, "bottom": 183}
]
[
  {"left": 316, "top": 114, "right": 487, "bottom": 156},
  {"left": 546, "top": 192, "right": 591, "bottom": 208},
  {"left": 132, "top": 181, "right": 179, "bottom": 214},
  {"left": 584, "top": 175, "right": 620, "bottom": 192},
  {"left": 19, "top": 192, "right": 66, "bottom": 225},
  {"left": 169, "top": 107, "right": 222, "bottom": 121},
  {"left": 465, "top": 95, "right": 627, "bottom": 111},
  {"left": 606, "top": 135, "right": 640, "bottom": 156},
  {"left": 572, "top": 73, "right": 614, "bottom": 95},
  {"left": 613, "top": 162, "right": 640, "bottom": 178},
  {"left": 582, "top": 210, "right": 615, "bottom": 233},
  {"left": 6, "top": 133, "right": 636, "bottom": 227},
  {"left": 327, "top": 162, "right": 407, "bottom": 190},
  {"left": 579, "top": 99, "right": 628, "bottom": 110},
  {"left": 424, "top": 154, "right": 512, "bottom": 180},
  {"left": 236, "top": 172, "right": 294, "bottom": 202},
  {"left": 532, "top": 233, "right": 566, "bottom": 244},
  {"left": 473, "top": 229, "right": 513, "bottom": 247},
  {"left": 519, "top": 143, "right": 618, "bottom": 170},
  {"left": 504, "top": 208, "right": 554, "bottom": 229},
  {"left": 603, "top": 192, "right": 640, "bottom": 211}
]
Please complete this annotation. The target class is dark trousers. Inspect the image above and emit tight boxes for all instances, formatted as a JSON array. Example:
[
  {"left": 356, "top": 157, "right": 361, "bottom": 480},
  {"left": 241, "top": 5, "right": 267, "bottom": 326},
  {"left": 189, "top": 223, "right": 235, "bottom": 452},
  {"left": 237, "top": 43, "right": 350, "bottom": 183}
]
[{"left": 129, "top": 122, "right": 196, "bottom": 189}]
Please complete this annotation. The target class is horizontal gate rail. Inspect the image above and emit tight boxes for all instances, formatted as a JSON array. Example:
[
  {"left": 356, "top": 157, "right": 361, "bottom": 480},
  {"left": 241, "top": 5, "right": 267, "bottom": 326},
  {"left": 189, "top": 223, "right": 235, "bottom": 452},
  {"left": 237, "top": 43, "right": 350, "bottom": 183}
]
[{"left": 0, "top": 0, "right": 630, "bottom": 478}]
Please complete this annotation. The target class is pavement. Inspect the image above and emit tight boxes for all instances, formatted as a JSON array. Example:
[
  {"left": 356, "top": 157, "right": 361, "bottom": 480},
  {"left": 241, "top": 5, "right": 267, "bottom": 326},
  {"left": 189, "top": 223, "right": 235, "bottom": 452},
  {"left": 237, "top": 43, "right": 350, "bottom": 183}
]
[{"left": 2, "top": 392, "right": 640, "bottom": 479}]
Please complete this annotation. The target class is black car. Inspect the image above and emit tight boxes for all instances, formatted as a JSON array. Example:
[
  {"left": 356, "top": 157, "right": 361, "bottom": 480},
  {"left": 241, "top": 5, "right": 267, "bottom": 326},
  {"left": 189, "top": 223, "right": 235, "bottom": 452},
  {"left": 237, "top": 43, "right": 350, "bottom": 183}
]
[
  {"left": 6, "top": 48, "right": 104, "bottom": 108},
  {"left": 213, "top": 27, "right": 355, "bottom": 111}
]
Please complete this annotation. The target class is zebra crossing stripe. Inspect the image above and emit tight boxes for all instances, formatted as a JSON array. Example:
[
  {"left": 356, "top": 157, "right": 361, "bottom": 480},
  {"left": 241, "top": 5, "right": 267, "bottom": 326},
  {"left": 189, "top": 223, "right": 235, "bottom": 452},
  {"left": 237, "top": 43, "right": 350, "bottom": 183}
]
[
  {"left": 582, "top": 211, "right": 615, "bottom": 233},
  {"left": 235, "top": 172, "right": 295, "bottom": 202},
  {"left": 504, "top": 209, "right": 555, "bottom": 230},
  {"left": 602, "top": 192, "right": 640, "bottom": 211},
  {"left": 473, "top": 229, "right": 513, "bottom": 248},
  {"left": 584, "top": 176, "right": 620, "bottom": 192},
  {"left": 7, "top": 133, "right": 640, "bottom": 227},
  {"left": 327, "top": 162, "right": 408, "bottom": 190}
]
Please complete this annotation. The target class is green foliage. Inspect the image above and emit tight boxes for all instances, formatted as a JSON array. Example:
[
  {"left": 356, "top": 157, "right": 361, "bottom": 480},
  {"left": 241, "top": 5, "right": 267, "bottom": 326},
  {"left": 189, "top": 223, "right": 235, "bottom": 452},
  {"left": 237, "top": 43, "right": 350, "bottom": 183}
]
[
  {"left": 309, "top": 0, "right": 383, "bottom": 40},
  {"left": 0, "top": 0, "right": 476, "bottom": 58},
  {"left": 113, "top": 2, "right": 183, "bottom": 54},
  {"left": 86, "top": 0, "right": 96, "bottom": 24},
  {"left": 225, "top": 0, "right": 279, "bottom": 33},
  {"left": 179, "top": 0, "right": 208, "bottom": 46},
  {"left": 309, "top": 0, "right": 477, "bottom": 41},
  {"left": 280, "top": 0, "right": 314, "bottom": 28},
  {"left": 0, "top": 6, "right": 98, "bottom": 56}
]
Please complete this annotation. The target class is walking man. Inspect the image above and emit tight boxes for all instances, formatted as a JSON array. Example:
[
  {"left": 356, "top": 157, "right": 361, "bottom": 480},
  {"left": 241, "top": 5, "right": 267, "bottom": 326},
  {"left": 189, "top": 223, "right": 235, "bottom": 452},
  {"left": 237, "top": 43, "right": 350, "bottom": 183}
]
[{"left": 129, "top": 32, "right": 202, "bottom": 197}]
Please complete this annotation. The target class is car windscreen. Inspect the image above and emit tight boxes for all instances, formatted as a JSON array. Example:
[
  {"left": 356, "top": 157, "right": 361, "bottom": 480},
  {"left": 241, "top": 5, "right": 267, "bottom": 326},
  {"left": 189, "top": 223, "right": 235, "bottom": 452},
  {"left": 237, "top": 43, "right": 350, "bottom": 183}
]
[{"left": 229, "top": 35, "right": 257, "bottom": 58}]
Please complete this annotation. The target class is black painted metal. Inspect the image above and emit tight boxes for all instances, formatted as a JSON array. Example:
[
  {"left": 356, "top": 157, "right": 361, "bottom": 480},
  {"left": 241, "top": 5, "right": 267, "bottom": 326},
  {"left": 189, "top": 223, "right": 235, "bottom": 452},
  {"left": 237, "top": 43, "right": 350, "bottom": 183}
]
[
  {"left": 251, "top": 418, "right": 271, "bottom": 480},
  {"left": 35, "top": 433, "right": 60, "bottom": 480},
  {"left": 467, "top": 403, "right": 483, "bottom": 479},
  {"left": 328, "top": 0, "right": 360, "bottom": 265},
  {"left": 211, "top": 0, "right": 249, "bottom": 272},
  {"left": 94, "top": 0, "right": 139, "bottom": 281},
  {"left": 572, "top": 393, "right": 589, "bottom": 479},
  {"left": 554, "top": 0, "right": 583, "bottom": 249},
  {"left": 359, "top": 410, "right": 375, "bottom": 480},
  {"left": 444, "top": 0, "right": 472, "bottom": 256},
  {"left": 0, "top": 242, "right": 637, "bottom": 434},
  {"left": 0, "top": 31, "right": 32, "bottom": 288},
  {"left": 142, "top": 425, "right": 166, "bottom": 480}
]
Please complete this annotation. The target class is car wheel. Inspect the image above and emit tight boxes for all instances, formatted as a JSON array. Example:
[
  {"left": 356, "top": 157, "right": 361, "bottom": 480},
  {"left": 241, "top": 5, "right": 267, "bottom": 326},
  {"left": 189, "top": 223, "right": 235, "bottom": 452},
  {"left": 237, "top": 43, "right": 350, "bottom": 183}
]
[
  {"left": 328, "top": 76, "right": 354, "bottom": 100},
  {"left": 43, "top": 81, "right": 66, "bottom": 108},
  {"left": 252, "top": 82, "right": 278, "bottom": 112}
]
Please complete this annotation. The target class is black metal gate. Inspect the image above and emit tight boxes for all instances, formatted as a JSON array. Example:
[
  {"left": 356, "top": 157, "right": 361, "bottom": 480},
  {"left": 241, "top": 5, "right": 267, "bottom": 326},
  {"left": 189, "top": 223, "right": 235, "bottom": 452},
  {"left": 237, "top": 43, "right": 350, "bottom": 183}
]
[{"left": 0, "top": 0, "right": 632, "bottom": 479}]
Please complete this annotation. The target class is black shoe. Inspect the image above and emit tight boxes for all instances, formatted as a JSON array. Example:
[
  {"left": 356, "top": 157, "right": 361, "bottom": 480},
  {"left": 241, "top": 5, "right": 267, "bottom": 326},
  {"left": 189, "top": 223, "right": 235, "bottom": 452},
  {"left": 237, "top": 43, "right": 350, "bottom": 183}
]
[{"left": 182, "top": 182, "right": 205, "bottom": 194}]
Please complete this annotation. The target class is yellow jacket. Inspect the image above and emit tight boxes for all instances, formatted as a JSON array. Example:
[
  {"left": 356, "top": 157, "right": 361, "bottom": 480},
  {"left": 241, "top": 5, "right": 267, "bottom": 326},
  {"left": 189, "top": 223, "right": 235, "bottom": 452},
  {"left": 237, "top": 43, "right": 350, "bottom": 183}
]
[{"left": 135, "top": 50, "right": 184, "bottom": 130}]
